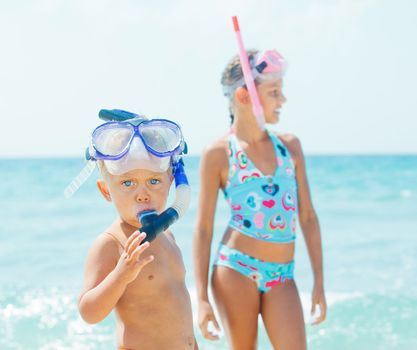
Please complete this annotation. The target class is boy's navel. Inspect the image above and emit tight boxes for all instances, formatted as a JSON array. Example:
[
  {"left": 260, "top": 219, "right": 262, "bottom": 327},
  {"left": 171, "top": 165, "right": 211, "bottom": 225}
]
[{"left": 147, "top": 274, "right": 154, "bottom": 280}]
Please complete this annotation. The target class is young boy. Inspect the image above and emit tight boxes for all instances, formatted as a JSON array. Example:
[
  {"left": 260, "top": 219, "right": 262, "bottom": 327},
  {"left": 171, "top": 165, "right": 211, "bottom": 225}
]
[{"left": 73, "top": 110, "right": 197, "bottom": 349}]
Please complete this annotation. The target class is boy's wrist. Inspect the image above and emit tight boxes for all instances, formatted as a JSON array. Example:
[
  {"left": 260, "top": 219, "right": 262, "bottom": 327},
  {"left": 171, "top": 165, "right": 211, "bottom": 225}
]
[{"left": 109, "top": 269, "right": 131, "bottom": 289}]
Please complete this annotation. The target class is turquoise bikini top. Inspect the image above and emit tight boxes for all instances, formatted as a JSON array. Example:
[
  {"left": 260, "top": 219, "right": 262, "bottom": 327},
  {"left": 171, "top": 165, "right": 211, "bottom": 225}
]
[{"left": 224, "top": 129, "right": 298, "bottom": 243}]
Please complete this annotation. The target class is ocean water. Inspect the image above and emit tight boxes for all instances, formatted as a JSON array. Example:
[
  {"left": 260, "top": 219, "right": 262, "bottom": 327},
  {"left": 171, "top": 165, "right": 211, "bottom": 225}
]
[{"left": 1, "top": 155, "right": 416, "bottom": 350}]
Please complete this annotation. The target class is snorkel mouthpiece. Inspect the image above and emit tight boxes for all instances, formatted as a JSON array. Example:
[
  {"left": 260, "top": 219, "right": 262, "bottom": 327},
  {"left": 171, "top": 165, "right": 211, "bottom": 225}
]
[
  {"left": 137, "top": 159, "right": 190, "bottom": 242},
  {"left": 138, "top": 209, "right": 179, "bottom": 242}
]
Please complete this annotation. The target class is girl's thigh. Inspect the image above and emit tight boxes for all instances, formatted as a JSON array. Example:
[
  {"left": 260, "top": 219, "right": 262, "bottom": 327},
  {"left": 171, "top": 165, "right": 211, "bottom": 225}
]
[
  {"left": 260, "top": 280, "right": 306, "bottom": 350},
  {"left": 212, "top": 266, "right": 261, "bottom": 350}
]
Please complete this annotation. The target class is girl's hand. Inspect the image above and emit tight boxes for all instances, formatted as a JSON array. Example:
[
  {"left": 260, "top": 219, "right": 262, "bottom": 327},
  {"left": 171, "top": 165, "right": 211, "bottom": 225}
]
[
  {"left": 198, "top": 300, "right": 221, "bottom": 340},
  {"left": 114, "top": 231, "right": 154, "bottom": 285},
  {"left": 311, "top": 283, "right": 327, "bottom": 325}
]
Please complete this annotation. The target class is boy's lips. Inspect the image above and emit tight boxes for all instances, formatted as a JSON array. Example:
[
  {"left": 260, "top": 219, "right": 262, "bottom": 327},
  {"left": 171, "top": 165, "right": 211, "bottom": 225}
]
[{"left": 136, "top": 207, "right": 156, "bottom": 215}]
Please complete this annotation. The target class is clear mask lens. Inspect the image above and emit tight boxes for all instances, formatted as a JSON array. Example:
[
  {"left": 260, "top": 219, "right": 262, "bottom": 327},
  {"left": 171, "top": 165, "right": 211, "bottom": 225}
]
[
  {"left": 139, "top": 122, "right": 181, "bottom": 154},
  {"left": 93, "top": 124, "right": 133, "bottom": 156}
]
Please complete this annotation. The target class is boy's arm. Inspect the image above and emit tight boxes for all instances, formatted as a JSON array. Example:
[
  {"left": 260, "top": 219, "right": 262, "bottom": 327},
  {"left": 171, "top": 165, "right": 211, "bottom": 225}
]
[{"left": 78, "top": 231, "right": 153, "bottom": 324}]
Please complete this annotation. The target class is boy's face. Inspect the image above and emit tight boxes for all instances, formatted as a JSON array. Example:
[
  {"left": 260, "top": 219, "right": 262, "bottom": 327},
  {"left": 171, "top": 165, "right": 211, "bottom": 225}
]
[{"left": 97, "top": 167, "right": 173, "bottom": 228}]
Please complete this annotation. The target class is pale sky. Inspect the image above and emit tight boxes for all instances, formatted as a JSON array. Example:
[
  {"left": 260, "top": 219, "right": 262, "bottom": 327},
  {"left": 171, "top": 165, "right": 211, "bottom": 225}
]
[{"left": 0, "top": 0, "right": 416, "bottom": 157}]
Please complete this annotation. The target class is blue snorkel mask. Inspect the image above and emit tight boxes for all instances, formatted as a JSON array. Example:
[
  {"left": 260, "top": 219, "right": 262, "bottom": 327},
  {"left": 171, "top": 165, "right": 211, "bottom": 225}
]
[{"left": 65, "top": 109, "right": 190, "bottom": 242}]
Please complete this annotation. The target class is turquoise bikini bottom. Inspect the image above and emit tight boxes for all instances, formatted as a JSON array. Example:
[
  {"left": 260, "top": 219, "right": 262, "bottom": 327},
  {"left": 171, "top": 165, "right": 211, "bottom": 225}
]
[{"left": 214, "top": 244, "right": 294, "bottom": 293}]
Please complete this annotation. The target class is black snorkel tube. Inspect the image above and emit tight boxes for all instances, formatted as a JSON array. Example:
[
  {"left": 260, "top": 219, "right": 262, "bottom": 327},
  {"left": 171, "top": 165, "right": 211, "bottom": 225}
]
[
  {"left": 138, "top": 158, "right": 190, "bottom": 242},
  {"left": 99, "top": 109, "right": 191, "bottom": 242}
]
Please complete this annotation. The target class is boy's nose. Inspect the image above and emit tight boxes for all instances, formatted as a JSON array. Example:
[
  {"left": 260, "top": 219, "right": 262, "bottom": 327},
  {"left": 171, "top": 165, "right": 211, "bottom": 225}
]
[{"left": 135, "top": 189, "right": 150, "bottom": 203}]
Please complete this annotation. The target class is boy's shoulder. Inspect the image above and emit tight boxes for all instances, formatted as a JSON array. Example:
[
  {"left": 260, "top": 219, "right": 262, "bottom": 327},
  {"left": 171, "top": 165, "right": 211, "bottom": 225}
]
[
  {"left": 164, "top": 229, "right": 176, "bottom": 242},
  {"left": 80, "top": 231, "right": 123, "bottom": 297},
  {"left": 86, "top": 231, "right": 123, "bottom": 266}
]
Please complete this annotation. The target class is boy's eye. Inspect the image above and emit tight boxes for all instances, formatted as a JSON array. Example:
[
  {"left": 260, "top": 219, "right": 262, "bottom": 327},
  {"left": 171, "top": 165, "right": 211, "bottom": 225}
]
[
  {"left": 122, "top": 180, "right": 134, "bottom": 187},
  {"left": 149, "top": 178, "right": 161, "bottom": 185}
]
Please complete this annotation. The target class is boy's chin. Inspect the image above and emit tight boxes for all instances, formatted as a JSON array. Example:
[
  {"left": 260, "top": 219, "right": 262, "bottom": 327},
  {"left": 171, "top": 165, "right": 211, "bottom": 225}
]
[{"left": 121, "top": 219, "right": 141, "bottom": 231}]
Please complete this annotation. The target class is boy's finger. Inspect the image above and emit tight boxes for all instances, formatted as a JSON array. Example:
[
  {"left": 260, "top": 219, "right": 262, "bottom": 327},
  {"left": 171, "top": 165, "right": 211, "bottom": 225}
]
[
  {"left": 125, "top": 231, "right": 140, "bottom": 251},
  {"left": 136, "top": 255, "right": 154, "bottom": 269},
  {"left": 131, "top": 241, "right": 150, "bottom": 261},
  {"left": 126, "top": 232, "right": 146, "bottom": 256}
]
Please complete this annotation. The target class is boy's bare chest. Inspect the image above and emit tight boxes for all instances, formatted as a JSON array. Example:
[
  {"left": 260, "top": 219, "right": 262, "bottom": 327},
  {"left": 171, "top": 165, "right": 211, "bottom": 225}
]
[{"left": 123, "top": 236, "right": 186, "bottom": 295}]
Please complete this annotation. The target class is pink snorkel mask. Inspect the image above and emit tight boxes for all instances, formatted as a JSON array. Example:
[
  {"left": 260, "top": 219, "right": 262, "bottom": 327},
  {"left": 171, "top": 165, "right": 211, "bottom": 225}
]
[
  {"left": 224, "top": 17, "right": 287, "bottom": 128},
  {"left": 254, "top": 49, "right": 287, "bottom": 79}
]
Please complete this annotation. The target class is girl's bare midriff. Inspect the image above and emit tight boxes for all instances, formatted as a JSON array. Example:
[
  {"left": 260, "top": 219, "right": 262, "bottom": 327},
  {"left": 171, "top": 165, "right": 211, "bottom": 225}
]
[{"left": 221, "top": 226, "right": 295, "bottom": 263}]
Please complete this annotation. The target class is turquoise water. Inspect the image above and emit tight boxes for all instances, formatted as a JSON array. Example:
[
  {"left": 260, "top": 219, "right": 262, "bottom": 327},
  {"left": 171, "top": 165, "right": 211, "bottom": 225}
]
[{"left": 1, "top": 156, "right": 416, "bottom": 349}]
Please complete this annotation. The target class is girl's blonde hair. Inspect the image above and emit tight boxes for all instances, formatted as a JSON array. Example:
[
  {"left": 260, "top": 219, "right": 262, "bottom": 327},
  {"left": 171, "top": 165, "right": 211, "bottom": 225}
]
[{"left": 220, "top": 49, "right": 259, "bottom": 124}]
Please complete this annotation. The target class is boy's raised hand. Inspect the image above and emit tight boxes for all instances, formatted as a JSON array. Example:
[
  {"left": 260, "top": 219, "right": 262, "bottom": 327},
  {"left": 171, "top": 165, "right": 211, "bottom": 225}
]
[{"left": 114, "top": 231, "right": 154, "bottom": 284}]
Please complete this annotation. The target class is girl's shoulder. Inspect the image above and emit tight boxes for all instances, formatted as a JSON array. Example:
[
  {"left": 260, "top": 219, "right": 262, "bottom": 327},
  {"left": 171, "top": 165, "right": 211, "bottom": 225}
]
[
  {"left": 273, "top": 132, "right": 300, "bottom": 145},
  {"left": 206, "top": 133, "right": 230, "bottom": 148},
  {"left": 272, "top": 132, "right": 304, "bottom": 164},
  {"left": 202, "top": 134, "right": 230, "bottom": 158},
  {"left": 200, "top": 134, "right": 230, "bottom": 172}
]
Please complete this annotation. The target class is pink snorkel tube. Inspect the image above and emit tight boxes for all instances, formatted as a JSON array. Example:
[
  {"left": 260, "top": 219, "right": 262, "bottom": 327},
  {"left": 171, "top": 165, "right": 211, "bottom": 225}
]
[{"left": 232, "top": 16, "right": 265, "bottom": 129}]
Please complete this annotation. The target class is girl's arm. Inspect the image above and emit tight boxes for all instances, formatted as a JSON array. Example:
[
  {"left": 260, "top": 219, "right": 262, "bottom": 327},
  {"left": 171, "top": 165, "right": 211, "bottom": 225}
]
[
  {"left": 192, "top": 143, "right": 225, "bottom": 339},
  {"left": 286, "top": 134, "right": 327, "bottom": 325}
]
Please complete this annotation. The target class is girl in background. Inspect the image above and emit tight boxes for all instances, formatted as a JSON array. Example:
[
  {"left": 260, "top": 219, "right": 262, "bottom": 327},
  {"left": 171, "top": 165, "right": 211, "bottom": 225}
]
[{"left": 193, "top": 50, "right": 326, "bottom": 350}]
